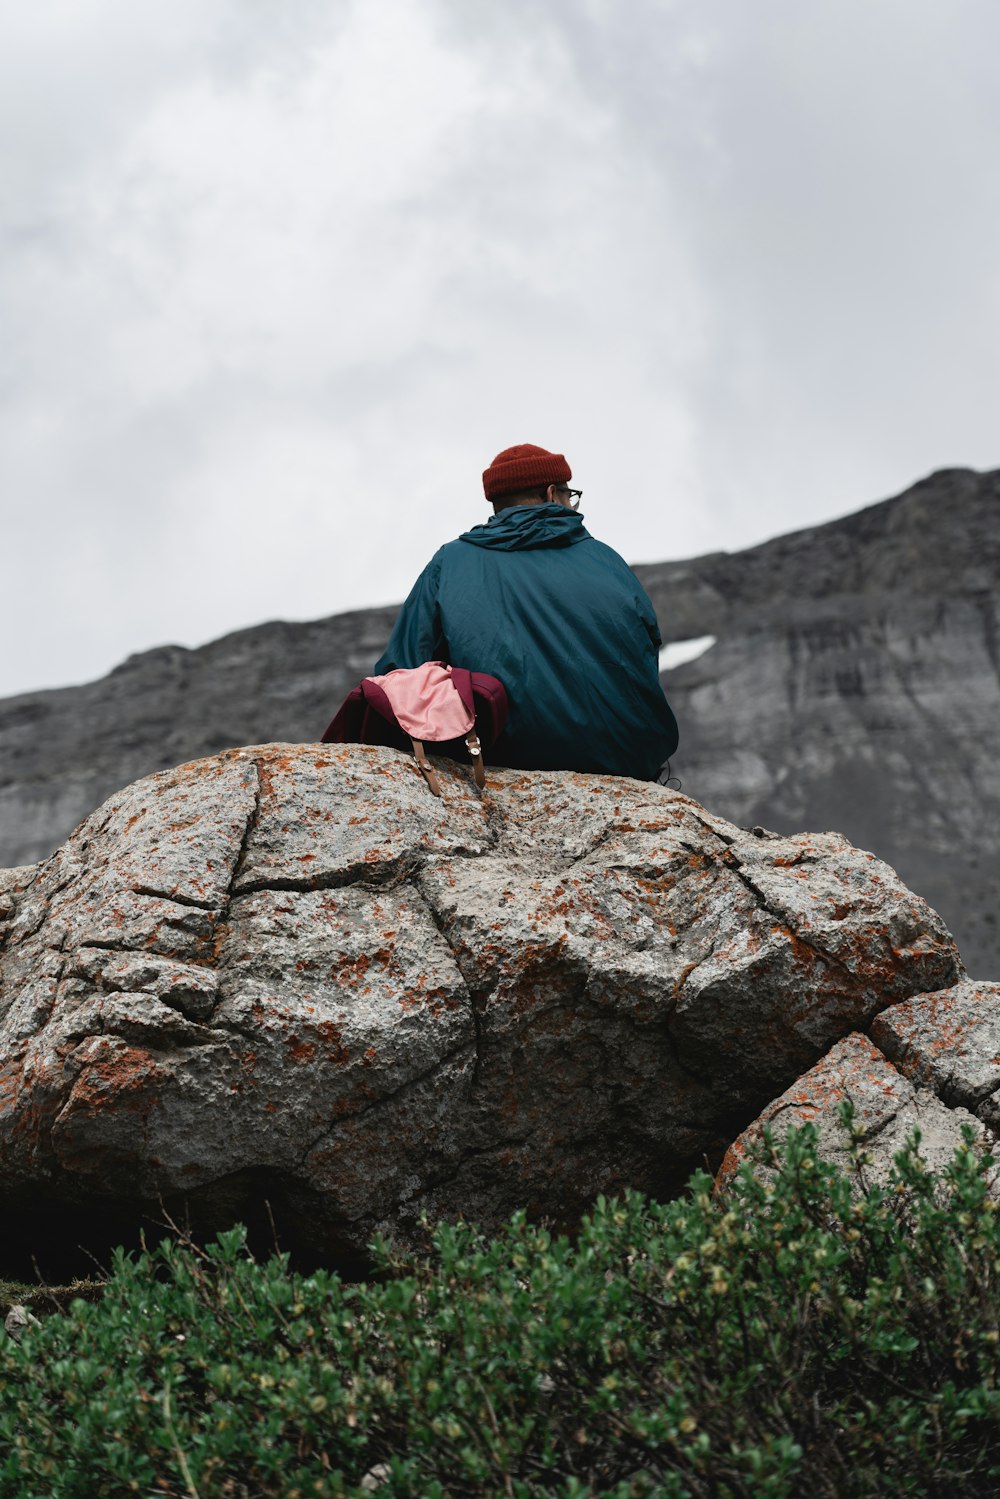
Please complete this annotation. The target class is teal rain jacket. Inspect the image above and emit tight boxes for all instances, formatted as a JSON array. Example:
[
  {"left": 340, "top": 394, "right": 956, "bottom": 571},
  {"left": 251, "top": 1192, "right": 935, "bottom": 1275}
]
[{"left": 373, "top": 504, "right": 679, "bottom": 781}]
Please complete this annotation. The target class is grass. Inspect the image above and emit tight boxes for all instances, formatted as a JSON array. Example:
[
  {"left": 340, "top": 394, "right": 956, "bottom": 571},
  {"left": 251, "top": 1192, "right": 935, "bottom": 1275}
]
[{"left": 2, "top": 1109, "right": 1000, "bottom": 1497}]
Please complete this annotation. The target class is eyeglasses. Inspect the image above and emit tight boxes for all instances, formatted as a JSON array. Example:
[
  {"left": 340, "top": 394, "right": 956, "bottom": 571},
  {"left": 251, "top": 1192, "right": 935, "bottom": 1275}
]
[{"left": 557, "top": 487, "right": 583, "bottom": 509}]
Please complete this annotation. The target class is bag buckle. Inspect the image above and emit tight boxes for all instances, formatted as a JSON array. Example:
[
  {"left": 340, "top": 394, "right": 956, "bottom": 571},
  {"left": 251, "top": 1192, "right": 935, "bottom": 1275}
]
[{"left": 465, "top": 731, "right": 486, "bottom": 788}]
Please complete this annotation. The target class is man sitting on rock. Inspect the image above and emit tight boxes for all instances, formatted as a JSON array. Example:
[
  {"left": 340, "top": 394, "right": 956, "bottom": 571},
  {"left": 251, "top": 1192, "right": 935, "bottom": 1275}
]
[{"left": 374, "top": 443, "right": 679, "bottom": 782}]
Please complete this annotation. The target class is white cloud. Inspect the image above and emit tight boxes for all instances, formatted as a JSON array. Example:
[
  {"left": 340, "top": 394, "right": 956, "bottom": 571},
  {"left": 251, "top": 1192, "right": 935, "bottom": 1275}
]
[{"left": 1, "top": 0, "right": 998, "bottom": 697}]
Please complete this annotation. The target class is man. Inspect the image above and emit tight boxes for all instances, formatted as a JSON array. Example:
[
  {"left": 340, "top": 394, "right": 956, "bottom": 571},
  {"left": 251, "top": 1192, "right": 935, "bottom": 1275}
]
[{"left": 373, "top": 443, "right": 678, "bottom": 781}]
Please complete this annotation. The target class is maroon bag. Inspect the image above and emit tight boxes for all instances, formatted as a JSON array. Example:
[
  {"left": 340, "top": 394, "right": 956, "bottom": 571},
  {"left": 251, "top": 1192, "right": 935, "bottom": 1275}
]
[{"left": 321, "top": 665, "right": 508, "bottom": 797}]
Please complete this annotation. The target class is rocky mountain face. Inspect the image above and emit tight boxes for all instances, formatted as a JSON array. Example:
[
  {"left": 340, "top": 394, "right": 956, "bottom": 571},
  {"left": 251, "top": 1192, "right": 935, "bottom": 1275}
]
[
  {"left": 0, "top": 745, "right": 963, "bottom": 1274},
  {"left": 1, "top": 466, "right": 997, "bottom": 972}
]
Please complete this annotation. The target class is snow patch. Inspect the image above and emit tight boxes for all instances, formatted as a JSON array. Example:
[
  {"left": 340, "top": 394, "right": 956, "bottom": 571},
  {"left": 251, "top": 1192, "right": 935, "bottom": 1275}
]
[{"left": 659, "top": 635, "right": 716, "bottom": 672}]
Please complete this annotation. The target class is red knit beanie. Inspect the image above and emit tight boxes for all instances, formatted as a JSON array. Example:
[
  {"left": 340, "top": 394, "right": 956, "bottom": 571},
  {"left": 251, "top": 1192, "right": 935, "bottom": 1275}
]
[{"left": 482, "top": 443, "right": 572, "bottom": 501}]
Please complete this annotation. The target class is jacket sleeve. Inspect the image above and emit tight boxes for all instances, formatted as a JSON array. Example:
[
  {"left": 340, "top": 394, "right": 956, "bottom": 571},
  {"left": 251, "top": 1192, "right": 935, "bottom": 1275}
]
[
  {"left": 639, "top": 584, "right": 679, "bottom": 759},
  {"left": 372, "top": 552, "right": 447, "bottom": 673},
  {"left": 598, "top": 543, "right": 663, "bottom": 659},
  {"left": 636, "top": 583, "right": 663, "bottom": 656}
]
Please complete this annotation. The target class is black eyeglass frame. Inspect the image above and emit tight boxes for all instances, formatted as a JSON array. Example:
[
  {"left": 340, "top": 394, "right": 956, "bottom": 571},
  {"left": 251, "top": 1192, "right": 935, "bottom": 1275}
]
[{"left": 556, "top": 486, "right": 583, "bottom": 508}]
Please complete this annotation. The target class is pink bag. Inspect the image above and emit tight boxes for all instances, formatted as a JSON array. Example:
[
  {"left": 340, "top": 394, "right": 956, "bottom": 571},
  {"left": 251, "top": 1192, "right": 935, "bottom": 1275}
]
[{"left": 321, "top": 662, "right": 509, "bottom": 797}]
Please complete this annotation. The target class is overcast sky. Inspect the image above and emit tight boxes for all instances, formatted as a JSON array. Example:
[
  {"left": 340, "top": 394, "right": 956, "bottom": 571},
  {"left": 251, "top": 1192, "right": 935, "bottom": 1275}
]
[{"left": 2, "top": 0, "right": 998, "bottom": 698}]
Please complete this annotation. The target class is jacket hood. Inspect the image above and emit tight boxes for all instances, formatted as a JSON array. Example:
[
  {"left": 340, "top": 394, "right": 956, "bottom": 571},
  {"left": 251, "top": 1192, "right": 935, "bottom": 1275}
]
[
  {"left": 459, "top": 503, "right": 589, "bottom": 552},
  {"left": 464, "top": 503, "right": 593, "bottom": 551}
]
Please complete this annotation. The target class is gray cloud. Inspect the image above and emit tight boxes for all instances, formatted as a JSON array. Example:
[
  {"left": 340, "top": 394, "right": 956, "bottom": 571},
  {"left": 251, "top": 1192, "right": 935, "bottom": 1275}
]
[{"left": 1, "top": 0, "right": 998, "bottom": 698}]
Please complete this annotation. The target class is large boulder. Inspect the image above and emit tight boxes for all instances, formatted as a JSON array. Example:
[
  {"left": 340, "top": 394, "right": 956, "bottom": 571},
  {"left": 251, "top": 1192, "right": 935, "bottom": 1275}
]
[{"left": 0, "top": 743, "right": 963, "bottom": 1272}]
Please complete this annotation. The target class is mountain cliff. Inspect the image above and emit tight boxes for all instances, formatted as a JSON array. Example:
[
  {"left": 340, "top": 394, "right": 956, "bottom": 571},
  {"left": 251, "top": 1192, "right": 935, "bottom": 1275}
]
[{"left": 1, "top": 466, "right": 997, "bottom": 972}]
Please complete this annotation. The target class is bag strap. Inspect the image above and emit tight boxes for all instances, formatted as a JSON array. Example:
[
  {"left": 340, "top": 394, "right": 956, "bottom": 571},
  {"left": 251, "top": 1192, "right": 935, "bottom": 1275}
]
[
  {"left": 410, "top": 734, "right": 483, "bottom": 796},
  {"left": 464, "top": 731, "right": 488, "bottom": 791},
  {"left": 465, "top": 730, "right": 485, "bottom": 788},
  {"left": 409, "top": 738, "right": 443, "bottom": 798},
  {"left": 450, "top": 669, "right": 488, "bottom": 787}
]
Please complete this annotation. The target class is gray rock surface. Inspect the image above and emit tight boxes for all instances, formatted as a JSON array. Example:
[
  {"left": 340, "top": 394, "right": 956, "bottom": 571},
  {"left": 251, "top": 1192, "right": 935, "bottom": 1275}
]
[
  {"left": 720, "top": 982, "right": 1000, "bottom": 1188},
  {"left": 718, "top": 1031, "right": 995, "bottom": 1190},
  {"left": 1, "top": 467, "right": 997, "bottom": 975},
  {"left": 3, "top": 1304, "right": 39, "bottom": 1343},
  {"left": 872, "top": 981, "right": 1000, "bottom": 1129},
  {"left": 637, "top": 466, "right": 1000, "bottom": 977},
  {"left": 0, "top": 743, "right": 961, "bottom": 1271}
]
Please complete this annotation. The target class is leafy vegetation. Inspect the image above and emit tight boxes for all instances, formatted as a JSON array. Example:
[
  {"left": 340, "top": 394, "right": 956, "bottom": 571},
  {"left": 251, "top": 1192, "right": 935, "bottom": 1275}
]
[{"left": 3, "top": 1116, "right": 1000, "bottom": 1497}]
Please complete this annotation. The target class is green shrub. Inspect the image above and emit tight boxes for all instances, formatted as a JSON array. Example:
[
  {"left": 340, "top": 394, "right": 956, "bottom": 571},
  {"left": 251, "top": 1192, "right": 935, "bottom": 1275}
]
[{"left": 3, "top": 1117, "right": 1000, "bottom": 1497}]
